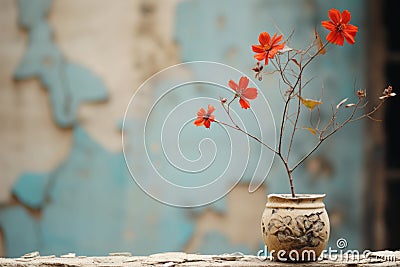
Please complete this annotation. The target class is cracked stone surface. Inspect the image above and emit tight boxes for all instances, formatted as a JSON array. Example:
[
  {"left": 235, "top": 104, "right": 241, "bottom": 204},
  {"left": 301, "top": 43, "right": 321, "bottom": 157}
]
[{"left": 1, "top": 251, "right": 400, "bottom": 266}]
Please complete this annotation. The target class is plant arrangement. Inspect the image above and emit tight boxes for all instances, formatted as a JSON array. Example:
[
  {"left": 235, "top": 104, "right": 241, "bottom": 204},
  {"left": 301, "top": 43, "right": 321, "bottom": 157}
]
[{"left": 194, "top": 8, "right": 395, "bottom": 198}]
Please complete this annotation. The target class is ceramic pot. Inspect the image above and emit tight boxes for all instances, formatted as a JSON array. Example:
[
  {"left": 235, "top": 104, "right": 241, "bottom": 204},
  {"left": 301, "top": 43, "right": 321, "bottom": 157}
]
[{"left": 261, "top": 194, "right": 330, "bottom": 262}]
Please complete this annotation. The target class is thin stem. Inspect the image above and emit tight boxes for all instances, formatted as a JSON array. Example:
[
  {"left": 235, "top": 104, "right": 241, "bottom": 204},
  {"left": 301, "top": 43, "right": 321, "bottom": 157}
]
[
  {"left": 219, "top": 101, "right": 278, "bottom": 154},
  {"left": 348, "top": 99, "right": 386, "bottom": 123},
  {"left": 286, "top": 64, "right": 302, "bottom": 162},
  {"left": 290, "top": 97, "right": 366, "bottom": 173},
  {"left": 219, "top": 98, "right": 294, "bottom": 196},
  {"left": 277, "top": 153, "right": 295, "bottom": 197},
  {"left": 215, "top": 120, "right": 278, "bottom": 155},
  {"left": 273, "top": 42, "right": 329, "bottom": 197},
  {"left": 278, "top": 94, "right": 292, "bottom": 154},
  {"left": 283, "top": 42, "right": 329, "bottom": 162}
]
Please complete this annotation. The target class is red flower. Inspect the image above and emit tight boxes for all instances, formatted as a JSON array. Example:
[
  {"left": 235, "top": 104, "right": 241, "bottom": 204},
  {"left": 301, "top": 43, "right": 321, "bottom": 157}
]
[
  {"left": 321, "top": 8, "right": 358, "bottom": 46},
  {"left": 251, "top": 32, "right": 285, "bottom": 65},
  {"left": 228, "top": 76, "right": 258, "bottom": 109},
  {"left": 194, "top": 104, "right": 215, "bottom": 128}
]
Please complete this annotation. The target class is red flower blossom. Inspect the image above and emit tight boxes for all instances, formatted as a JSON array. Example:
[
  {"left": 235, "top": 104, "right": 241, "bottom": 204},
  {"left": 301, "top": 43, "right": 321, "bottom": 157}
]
[
  {"left": 228, "top": 76, "right": 258, "bottom": 109},
  {"left": 251, "top": 32, "right": 285, "bottom": 65},
  {"left": 194, "top": 104, "right": 215, "bottom": 128},
  {"left": 321, "top": 8, "right": 358, "bottom": 46}
]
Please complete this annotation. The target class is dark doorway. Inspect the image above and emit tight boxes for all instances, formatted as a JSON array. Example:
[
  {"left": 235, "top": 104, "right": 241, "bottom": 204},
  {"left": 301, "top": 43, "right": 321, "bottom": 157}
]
[{"left": 383, "top": 0, "right": 400, "bottom": 250}]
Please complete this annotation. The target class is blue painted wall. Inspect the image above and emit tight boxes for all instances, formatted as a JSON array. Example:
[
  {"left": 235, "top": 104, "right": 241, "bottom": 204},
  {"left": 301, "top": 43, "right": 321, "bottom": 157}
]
[
  {"left": 0, "top": 0, "right": 366, "bottom": 257},
  {"left": 175, "top": 0, "right": 365, "bottom": 250}
]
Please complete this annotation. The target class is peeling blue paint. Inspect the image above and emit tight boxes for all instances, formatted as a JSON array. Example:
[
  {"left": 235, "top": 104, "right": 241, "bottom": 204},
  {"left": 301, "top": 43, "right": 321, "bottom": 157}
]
[
  {"left": 0, "top": 127, "right": 194, "bottom": 256},
  {"left": 0, "top": 207, "right": 39, "bottom": 257},
  {"left": 17, "top": 0, "right": 52, "bottom": 30},
  {"left": 2, "top": 127, "right": 195, "bottom": 256},
  {"left": 14, "top": 0, "right": 108, "bottom": 128},
  {"left": 1, "top": 0, "right": 366, "bottom": 257},
  {"left": 13, "top": 173, "right": 50, "bottom": 209}
]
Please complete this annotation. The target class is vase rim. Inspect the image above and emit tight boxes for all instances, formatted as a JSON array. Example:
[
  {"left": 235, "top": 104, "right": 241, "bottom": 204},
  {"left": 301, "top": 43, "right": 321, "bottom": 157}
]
[{"left": 267, "top": 193, "right": 326, "bottom": 199}]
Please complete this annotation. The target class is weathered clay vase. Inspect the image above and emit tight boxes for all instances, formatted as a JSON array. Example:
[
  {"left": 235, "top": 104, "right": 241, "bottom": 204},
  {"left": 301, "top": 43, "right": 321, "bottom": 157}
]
[{"left": 261, "top": 194, "right": 330, "bottom": 262}]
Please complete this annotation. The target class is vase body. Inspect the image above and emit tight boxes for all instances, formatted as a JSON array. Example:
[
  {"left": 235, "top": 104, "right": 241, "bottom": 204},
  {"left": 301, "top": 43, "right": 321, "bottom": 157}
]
[{"left": 261, "top": 194, "right": 330, "bottom": 262}]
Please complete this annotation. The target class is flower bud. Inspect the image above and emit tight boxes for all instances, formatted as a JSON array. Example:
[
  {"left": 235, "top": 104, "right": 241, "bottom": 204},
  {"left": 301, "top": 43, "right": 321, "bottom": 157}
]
[{"left": 357, "top": 89, "right": 366, "bottom": 98}]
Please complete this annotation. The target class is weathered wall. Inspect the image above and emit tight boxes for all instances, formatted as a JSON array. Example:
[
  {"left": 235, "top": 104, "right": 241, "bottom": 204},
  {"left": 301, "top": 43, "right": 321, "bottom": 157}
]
[{"left": 0, "top": 0, "right": 365, "bottom": 257}]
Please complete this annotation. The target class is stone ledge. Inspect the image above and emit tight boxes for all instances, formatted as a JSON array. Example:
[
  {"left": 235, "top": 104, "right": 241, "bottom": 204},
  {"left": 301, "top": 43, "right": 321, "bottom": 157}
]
[{"left": 1, "top": 251, "right": 400, "bottom": 266}]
